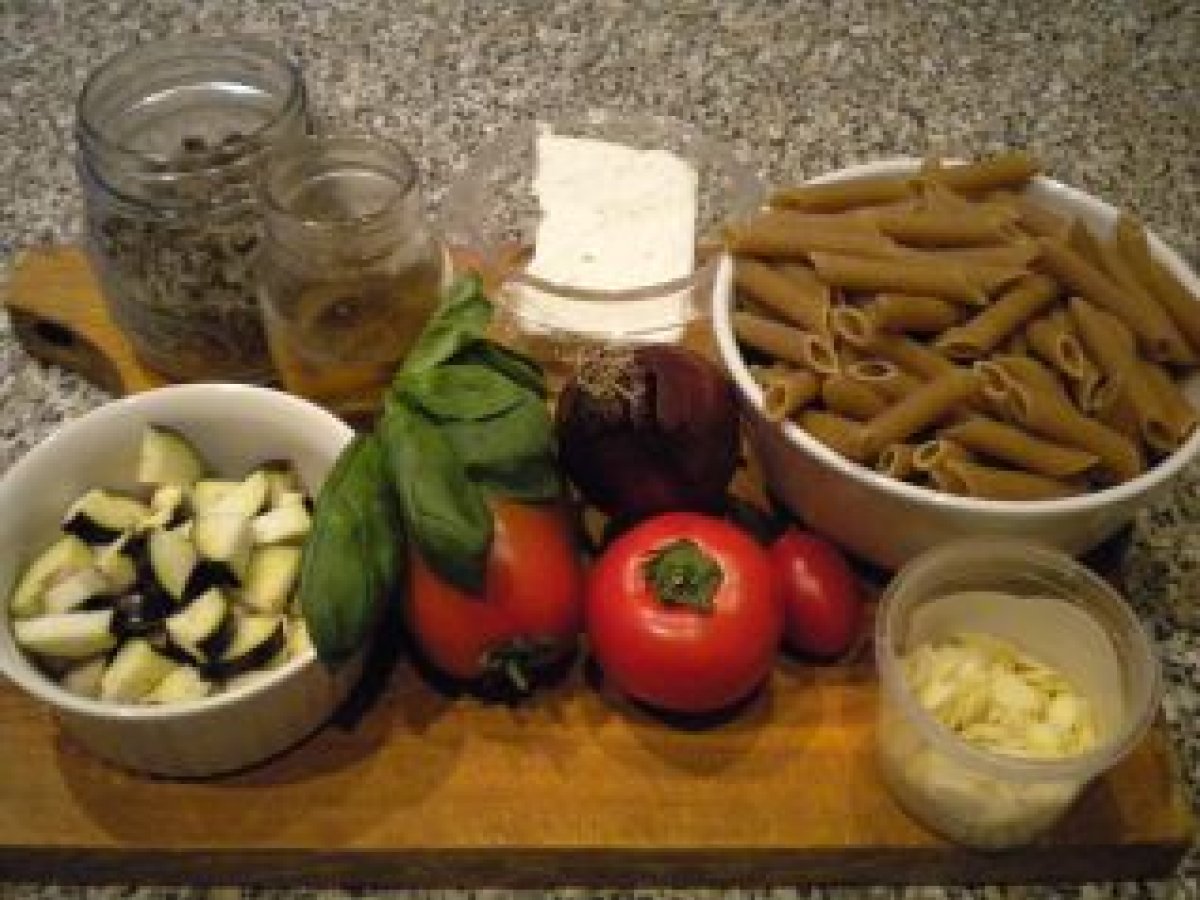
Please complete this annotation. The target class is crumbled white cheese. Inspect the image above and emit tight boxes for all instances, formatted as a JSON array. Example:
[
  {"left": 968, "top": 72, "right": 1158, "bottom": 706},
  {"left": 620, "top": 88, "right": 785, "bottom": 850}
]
[{"left": 527, "top": 127, "right": 697, "bottom": 291}]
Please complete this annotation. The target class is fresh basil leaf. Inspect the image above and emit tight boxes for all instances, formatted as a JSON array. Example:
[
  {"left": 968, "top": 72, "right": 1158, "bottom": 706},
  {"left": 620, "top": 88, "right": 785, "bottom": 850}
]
[
  {"left": 440, "top": 394, "right": 560, "bottom": 501},
  {"left": 380, "top": 398, "right": 492, "bottom": 594},
  {"left": 299, "top": 435, "right": 388, "bottom": 664},
  {"left": 401, "top": 363, "right": 526, "bottom": 422},
  {"left": 454, "top": 340, "right": 548, "bottom": 399},
  {"left": 401, "top": 273, "right": 493, "bottom": 375}
]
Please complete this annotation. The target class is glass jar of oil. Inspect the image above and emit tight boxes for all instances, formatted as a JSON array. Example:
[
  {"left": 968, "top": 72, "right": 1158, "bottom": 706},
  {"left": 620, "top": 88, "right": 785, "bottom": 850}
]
[{"left": 257, "top": 133, "right": 443, "bottom": 419}]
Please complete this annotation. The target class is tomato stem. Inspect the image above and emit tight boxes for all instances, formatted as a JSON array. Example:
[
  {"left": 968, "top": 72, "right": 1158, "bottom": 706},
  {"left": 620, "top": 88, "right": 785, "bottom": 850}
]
[
  {"left": 481, "top": 637, "right": 560, "bottom": 694},
  {"left": 643, "top": 539, "right": 723, "bottom": 613}
]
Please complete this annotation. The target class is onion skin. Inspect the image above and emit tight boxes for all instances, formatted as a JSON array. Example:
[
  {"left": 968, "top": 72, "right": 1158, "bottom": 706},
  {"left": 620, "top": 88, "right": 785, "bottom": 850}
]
[{"left": 555, "top": 344, "right": 740, "bottom": 521}]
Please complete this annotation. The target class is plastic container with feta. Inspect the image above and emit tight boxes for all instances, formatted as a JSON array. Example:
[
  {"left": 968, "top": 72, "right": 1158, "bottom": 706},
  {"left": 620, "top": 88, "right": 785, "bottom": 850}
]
[{"left": 874, "top": 537, "right": 1160, "bottom": 849}]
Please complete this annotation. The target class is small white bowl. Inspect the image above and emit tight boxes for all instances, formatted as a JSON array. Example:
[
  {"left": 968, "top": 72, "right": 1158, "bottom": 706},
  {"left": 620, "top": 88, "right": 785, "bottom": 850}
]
[
  {"left": 0, "top": 383, "right": 359, "bottom": 777},
  {"left": 713, "top": 158, "right": 1200, "bottom": 569}
]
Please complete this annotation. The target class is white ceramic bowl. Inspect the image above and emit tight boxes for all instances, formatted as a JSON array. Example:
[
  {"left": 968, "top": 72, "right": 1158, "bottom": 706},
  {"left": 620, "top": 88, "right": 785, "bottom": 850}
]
[
  {"left": 713, "top": 158, "right": 1200, "bottom": 569},
  {"left": 0, "top": 383, "right": 359, "bottom": 777}
]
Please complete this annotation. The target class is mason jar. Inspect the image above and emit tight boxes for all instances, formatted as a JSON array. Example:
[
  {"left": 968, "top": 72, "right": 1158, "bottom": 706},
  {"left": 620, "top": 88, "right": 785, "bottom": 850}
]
[
  {"left": 256, "top": 133, "right": 444, "bottom": 419},
  {"left": 75, "top": 36, "right": 308, "bottom": 382}
]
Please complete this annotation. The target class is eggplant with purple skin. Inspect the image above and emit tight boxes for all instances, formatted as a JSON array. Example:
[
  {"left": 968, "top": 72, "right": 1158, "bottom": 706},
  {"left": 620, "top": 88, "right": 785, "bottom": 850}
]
[{"left": 555, "top": 344, "right": 741, "bottom": 523}]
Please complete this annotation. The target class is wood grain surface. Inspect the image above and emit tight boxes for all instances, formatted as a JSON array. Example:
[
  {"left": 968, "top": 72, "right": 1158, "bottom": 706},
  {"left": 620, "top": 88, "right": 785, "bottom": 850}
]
[{"left": 0, "top": 246, "right": 1194, "bottom": 887}]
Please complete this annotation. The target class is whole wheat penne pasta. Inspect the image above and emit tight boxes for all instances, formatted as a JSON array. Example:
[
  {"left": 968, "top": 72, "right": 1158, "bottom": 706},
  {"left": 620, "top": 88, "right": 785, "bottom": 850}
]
[
  {"left": 859, "top": 368, "right": 978, "bottom": 457},
  {"left": 875, "top": 208, "right": 1014, "bottom": 247},
  {"left": 912, "top": 438, "right": 971, "bottom": 472},
  {"left": 877, "top": 443, "right": 919, "bottom": 480},
  {"left": 935, "top": 456, "right": 1083, "bottom": 501},
  {"left": 1136, "top": 361, "right": 1199, "bottom": 450},
  {"left": 929, "top": 241, "right": 1040, "bottom": 269},
  {"left": 1003, "top": 381, "right": 1143, "bottom": 483},
  {"left": 1066, "top": 297, "right": 1137, "bottom": 389},
  {"left": 771, "top": 175, "right": 917, "bottom": 212},
  {"left": 934, "top": 273, "right": 1058, "bottom": 361},
  {"left": 868, "top": 333, "right": 957, "bottom": 380},
  {"left": 992, "top": 354, "right": 1070, "bottom": 401},
  {"left": 1097, "top": 393, "right": 1143, "bottom": 444},
  {"left": 1004, "top": 329, "right": 1033, "bottom": 357},
  {"left": 1037, "top": 238, "right": 1191, "bottom": 363},
  {"left": 777, "top": 263, "right": 834, "bottom": 317},
  {"left": 927, "top": 151, "right": 1041, "bottom": 194},
  {"left": 1113, "top": 214, "right": 1200, "bottom": 356},
  {"left": 1117, "top": 363, "right": 1183, "bottom": 454},
  {"left": 830, "top": 305, "right": 875, "bottom": 347},
  {"left": 726, "top": 211, "right": 899, "bottom": 259},
  {"left": 735, "top": 257, "right": 830, "bottom": 333},
  {"left": 845, "top": 359, "right": 925, "bottom": 401},
  {"left": 864, "top": 294, "right": 963, "bottom": 334},
  {"left": 1024, "top": 311, "right": 1113, "bottom": 412},
  {"left": 1005, "top": 193, "right": 1073, "bottom": 242},
  {"left": 821, "top": 373, "right": 889, "bottom": 420},
  {"left": 941, "top": 415, "right": 1100, "bottom": 479},
  {"left": 1066, "top": 219, "right": 1109, "bottom": 272},
  {"left": 733, "top": 312, "right": 840, "bottom": 374},
  {"left": 810, "top": 251, "right": 986, "bottom": 305},
  {"left": 758, "top": 368, "right": 821, "bottom": 422},
  {"left": 800, "top": 410, "right": 869, "bottom": 462}
]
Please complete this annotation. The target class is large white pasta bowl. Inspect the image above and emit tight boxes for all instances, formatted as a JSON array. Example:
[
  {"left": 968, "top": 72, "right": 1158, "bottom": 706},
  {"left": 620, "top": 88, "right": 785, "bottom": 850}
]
[
  {"left": 713, "top": 158, "right": 1200, "bottom": 569},
  {"left": 0, "top": 384, "right": 362, "bottom": 776}
]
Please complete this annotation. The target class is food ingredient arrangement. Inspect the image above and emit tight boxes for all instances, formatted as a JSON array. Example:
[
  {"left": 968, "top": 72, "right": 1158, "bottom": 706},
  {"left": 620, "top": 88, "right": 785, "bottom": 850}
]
[{"left": 3, "top": 137, "right": 1194, "bottom": 857}]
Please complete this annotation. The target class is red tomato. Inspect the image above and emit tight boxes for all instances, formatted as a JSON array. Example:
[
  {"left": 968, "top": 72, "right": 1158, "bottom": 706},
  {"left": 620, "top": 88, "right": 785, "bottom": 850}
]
[
  {"left": 405, "top": 499, "right": 585, "bottom": 690},
  {"left": 586, "top": 513, "right": 783, "bottom": 714},
  {"left": 769, "top": 528, "right": 864, "bottom": 658}
]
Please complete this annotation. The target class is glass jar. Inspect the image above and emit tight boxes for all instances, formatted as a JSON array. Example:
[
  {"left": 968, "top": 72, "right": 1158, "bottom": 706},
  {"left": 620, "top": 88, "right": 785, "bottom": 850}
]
[
  {"left": 75, "top": 35, "right": 308, "bottom": 382},
  {"left": 256, "top": 133, "right": 444, "bottom": 419}
]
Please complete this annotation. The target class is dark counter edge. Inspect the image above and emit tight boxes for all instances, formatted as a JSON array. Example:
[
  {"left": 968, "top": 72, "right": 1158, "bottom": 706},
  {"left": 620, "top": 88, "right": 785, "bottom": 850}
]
[{"left": 0, "top": 842, "right": 1189, "bottom": 888}]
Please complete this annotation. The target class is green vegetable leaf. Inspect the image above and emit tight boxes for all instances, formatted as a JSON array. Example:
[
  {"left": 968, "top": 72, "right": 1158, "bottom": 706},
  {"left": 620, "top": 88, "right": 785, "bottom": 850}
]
[
  {"left": 298, "top": 434, "right": 396, "bottom": 664},
  {"left": 454, "top": 340, "right": 548, "bottom": 399},
  {"left": 380, "top": 397, "right": 493, "bottom": 594},
  {"left": 400, "top": 273, "right": 492, "bottom": 375},
  {"left": 400, "top": 363, "right": 527, "bottom": 422},
  {"left": 439, "top": 393, "right": 561, "bottom": 501}
]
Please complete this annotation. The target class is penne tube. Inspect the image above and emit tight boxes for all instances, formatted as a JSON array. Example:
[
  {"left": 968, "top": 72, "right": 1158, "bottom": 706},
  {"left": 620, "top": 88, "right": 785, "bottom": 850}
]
[
  {"left": 1036, "top": 238, "right": 1192, "bottom": 363},
  {"left": 758, "top": 368, "right": 821, "bottom": 422},
  {"left": 1005, "top": 192, "right": 1073, "bottom": 242},
  {"left": 863, "top": 294, "right": 963, "bottom": 334},
  {"left": 875, "top": 208, "right": 1014, "bottom": 247},
  {"left": 868, "top": 332, "right": 957, "bottom": 380},
  {"left": 877, "top": 443, "right": 919, "bottom": 480},
  {"left": 1002, "top": 379, "right": 1143, "bottom": 483},
  {"left": 830, "top": 305, "right": 875, "bottom": 347},
  {"left": 859, "top": 368, "right": 979, "bottom": 457},
  {"left": 925, "top": 240, "right": 1040, "bottom": 269},
  {"left": 821, "top": 373, "right": 889, "bottom": 420},
  {"left": 771, "top": 175, "right": 917, "bottom": 212},
  {"left": 845, "top": 358, "right": 925, "bottom": 401},
  {"left": 1097, "top": 393, "right": 1143, "bottom": 445},
  {"left": 800, "top": 410, "right": 869, "bottom": 463},
  {"left": 778, "top": 262, "right": 834, "bottom": 318},
  {"left": 912, "top": 438, "right": 971, "bottom": 472},
  {"left": 1112, "top": 214, "right": 1200, "bottom": 357},
  {"left": 934, "top": 457, "right": 1083, "bottom": 501},
  {"left": 733, "top": 312, "right": 840, "bottom": 374},
  {"left": 734, "top": 257, "right": 830, "bottom": 333},
  {"left": 725, "top": 218, "right": 899, "bottom": 258},
  {"left": 941, "top": 415, "right": 1100, "bottom": 479},
  {"left": 810, "top": 251, "right": 986, "bottom": 305},
  {"left": 927, "top": 151, "right": 1042, "bottom": 194},
  {"left": 1136, "top": 361, "right": 1199, "bottom": 450},
  {"left": 1066, "top": 297, "right": 1137, "bottom": 389},
  {"left": 1066, "top": 219, "right": 1109, "bottom": 272},
  {"left": 1024, "top": 310, "right": 1092, "bottom": 379},
  {"left": 934, "top": 273, "right": 1058, "bottom": 361},
  {"left": 992, "top": 354, "right": 1071, "bottom": 401}
]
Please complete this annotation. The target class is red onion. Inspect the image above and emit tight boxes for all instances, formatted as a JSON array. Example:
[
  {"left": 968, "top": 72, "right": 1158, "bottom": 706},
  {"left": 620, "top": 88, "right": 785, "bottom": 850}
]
[{"left": 555, "top": 344, "right": 740, "bottom": 522}]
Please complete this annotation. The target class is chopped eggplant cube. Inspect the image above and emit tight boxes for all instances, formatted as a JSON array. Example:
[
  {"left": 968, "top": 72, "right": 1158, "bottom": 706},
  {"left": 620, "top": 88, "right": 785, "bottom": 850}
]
[
  {"left": 137, "top": 425, "right": 207, "bottom": 488},
  {"left": 250, "top": 503, "right": 311, "bottom": 545},
  {"left": 9, "top": 535, "right": 94, "bottom": 619},
  {"left": 62, "top": 490, "right": 151, "bottom": 545},
  {"left": 13, "top": 609, "right": 118, "bottom": 659},
  {"left": 166, "top": 587, "right": 233, "bottom": 662},
  {"left": 100, "top": 639, "right": 175, "bottom": 702},
  {"left": 193, "top": 511, "right": 254, "bottom": 580},
  {"left": 60, "top": 656, "right": 107, "bottom": 699},
  {"left": 110, "top": 589, "right": 175, "bottom": 639},
  {"left": 212, "top": 615, "right": 286, "bottom": 678},
  {"left": 144, "top": 665, "right": 213, "bottom": 704},
  {"left": 43, "top": 566, "right": 111, "bottom": 614},
  {"left": 189, "top": 480, "right": 240, "bottom": 516},
  {"left": 182, "top": 558, "right": 241, "bottom": 601},
  {"left": 242, "top": 544, "right": 302, "bottom": 614},
  {"left": 148, "top": 526, "right": 197, "bottom": 601}
]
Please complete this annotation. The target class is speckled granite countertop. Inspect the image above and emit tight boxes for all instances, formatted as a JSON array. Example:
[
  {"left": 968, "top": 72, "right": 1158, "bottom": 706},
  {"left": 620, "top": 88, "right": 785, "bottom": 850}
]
[{"left": 1, "top": 0, "right": 1197, "bottom": 897}]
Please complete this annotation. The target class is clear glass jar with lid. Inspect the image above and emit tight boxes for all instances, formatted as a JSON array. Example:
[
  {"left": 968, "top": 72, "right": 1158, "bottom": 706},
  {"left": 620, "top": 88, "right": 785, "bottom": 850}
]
[
  {"left": 75, "top": 35, "right": 308, "bottom": 382},
  {"left": 256, "top": 133, "right": 445, "bottom": 420}
]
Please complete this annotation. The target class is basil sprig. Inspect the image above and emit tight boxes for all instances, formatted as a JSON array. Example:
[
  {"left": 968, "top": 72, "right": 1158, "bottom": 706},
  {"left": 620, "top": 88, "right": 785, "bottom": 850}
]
[{"left": 299, "top": 274, "right": 560, "bottom": 662}]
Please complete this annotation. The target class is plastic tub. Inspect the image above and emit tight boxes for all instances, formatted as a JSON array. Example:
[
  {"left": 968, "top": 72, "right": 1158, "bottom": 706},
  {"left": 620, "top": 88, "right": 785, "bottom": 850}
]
[{"left": 873, "top": 537, "right": 1161, "bottom": 848}]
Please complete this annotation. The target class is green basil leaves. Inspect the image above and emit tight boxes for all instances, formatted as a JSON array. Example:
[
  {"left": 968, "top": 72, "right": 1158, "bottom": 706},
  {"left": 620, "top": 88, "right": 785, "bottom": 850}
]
[{"left": 299, "top": 274, "right": 560, "bottom": 662}]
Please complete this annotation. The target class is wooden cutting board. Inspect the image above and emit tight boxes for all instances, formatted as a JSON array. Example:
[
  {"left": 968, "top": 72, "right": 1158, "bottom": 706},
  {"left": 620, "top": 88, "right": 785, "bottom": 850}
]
[{"left": 0, "top": 247, "right": 1195, "bottom": 888}]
